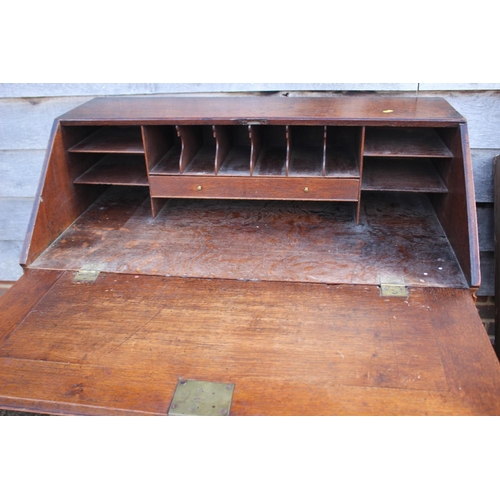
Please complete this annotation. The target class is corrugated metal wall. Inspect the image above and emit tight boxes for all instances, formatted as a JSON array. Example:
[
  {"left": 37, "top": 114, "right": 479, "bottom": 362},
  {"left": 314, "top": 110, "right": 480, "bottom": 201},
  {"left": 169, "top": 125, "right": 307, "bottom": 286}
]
[{"left": 1, "top": 84, "right": 498, "bottom": 293}]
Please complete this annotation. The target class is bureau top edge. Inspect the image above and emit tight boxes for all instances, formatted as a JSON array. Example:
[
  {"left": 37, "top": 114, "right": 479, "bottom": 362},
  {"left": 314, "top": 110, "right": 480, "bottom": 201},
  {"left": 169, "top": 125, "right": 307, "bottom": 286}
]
[{"left": 56, "top": 95, "right": 466, "bottom": 125}]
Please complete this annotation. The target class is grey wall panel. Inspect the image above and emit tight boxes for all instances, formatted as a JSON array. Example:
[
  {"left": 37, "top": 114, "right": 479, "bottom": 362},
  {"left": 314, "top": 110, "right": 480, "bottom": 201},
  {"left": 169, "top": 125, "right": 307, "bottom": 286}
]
[
  {"left": 477, "top": 206, "right": 494, "bottom": 252},
  {"left": 419, "top": 91, "right": 500, "bottom": 149},
  {"left": 477, "top": 252, "right": 494, "bottom": 296},
  {"left": 0, "top": 198, "right": 34, "bottom": 240},
  {"left": 472, "top": 149, "right": 499, "bottom": 203},
  {"left": 419, "top": 83, "right": 500, "bottom": 91},
  {"left": 0, "top": 96, "right": 92, "bottom": 150},
  {"left": 0, "top": 241, "right": 23, "bottom": 280},
  {"left": 0, "top": 83, "right": 419, "bottom": 98},
  {"left": 0, "top": 151, "right": 45, "bottom": 197}
]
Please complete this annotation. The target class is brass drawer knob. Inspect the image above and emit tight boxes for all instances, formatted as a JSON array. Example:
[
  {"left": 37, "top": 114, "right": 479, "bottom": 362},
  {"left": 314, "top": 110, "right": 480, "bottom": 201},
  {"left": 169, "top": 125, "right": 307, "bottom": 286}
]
[
  {"left": 304, "top": 187, "right": 309, "bottom": 193},
  {"left": 197, "top": 185, "right": 202, "bottom": 191}
]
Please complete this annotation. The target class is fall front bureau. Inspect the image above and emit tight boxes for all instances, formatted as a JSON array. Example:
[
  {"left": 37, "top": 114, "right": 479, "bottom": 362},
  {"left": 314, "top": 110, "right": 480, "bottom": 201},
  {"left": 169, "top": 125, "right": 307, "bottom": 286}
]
[{"left": 0, "top": 94, "right": 499, "bottom": 415}]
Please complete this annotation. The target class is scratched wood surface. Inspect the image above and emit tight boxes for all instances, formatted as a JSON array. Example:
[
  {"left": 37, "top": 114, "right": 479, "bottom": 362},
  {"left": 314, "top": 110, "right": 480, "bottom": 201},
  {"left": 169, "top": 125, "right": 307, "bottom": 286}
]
[
  {"left": 31, "top": 187, "right": 467, "bottom": 288},
  {"left": 0, "top": 269, "right": 498, "bottom": 415}
]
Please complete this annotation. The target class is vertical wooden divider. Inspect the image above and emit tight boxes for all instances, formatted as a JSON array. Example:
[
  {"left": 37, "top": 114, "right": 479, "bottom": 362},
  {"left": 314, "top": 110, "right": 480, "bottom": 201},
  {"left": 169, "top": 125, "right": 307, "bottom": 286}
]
[
  {"left": 322, "top": 126, "right": 327, "bottom": 177},
  {"left": 142, "top": 126, "right": 167, "bottom": 218},
  {"left": 249, "top": 125, "right": 261, "bottom": 176},
  {"left": 214, "top": 126, "right": 231, "bottom": 175},
  {"left": 285, "top": 126, "right": 291, "bottom": 176},
  {"left": 178, "top": 126, "right": 202, "bottom": 173},
  {"left": 356, "top": 126, "right": 366, "bottom": 224}
]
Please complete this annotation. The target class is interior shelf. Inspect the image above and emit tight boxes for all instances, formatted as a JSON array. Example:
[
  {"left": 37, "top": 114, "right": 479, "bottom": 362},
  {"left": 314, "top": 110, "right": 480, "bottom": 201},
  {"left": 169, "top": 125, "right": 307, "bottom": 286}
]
[
  {"left": 287, "top": 126, "right": 324, "bottom": 177},
  {"left": 325, "top": 127, "right": 360, "bottom": 177},
  {"left": 144, "top": 126, "right": 181, "bottom": 175},
  {"left": 73, "top": 154, "right": 149, "bottom": 186},
  {"left": 361, "top": 158, "right": 448, "bottom": 193},
  {"left": 216, "top": 126, "right": 252, "bottom": 176},
  {"left": 252, "top": 126, "right": 287, "bottom": 176},
  {"left": 69, "top": 126, "right": 144, "bottom": 154},
  {"left": 150, "top": 145, "right": 182, "bottom": 174},
  {"left": 363, "top": 128, "right": 453, "bottom": 158},
  {"left": 177, "top": 126, "right": 216, "bottom": 175}
]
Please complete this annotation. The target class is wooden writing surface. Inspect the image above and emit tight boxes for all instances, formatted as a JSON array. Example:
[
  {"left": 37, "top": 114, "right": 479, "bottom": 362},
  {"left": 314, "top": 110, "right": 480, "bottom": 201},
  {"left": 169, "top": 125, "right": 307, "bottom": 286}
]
[{"left": 0, "top": 270, "right": 498, "bottom": 415}]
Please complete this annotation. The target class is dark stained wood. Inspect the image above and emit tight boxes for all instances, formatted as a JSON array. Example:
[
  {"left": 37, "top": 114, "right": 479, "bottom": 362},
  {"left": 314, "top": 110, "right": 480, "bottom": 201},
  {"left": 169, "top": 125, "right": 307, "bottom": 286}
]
[
  {"left": 68, "top": 126, "right": 144, "bottom": 153},
  {"left": 177, "top": 125, "right": 216, "bottom": 175},
  {"left": 325, "top": 127, "right": 360, "bottom": 178},
  {"left": 31, "top": 187, "right": 467, "bottom": 289},
  {"left": 73, "top": 154, "right": 149, "bottom": 186},
  {"left": 20, "top": 123, "right": 106, "bottom": 267},
  {"left": 253, "top": 126, "right": 287, "bottom": 176},
  {"left": 430, "top": 124, "right": 481, "bottom": 288},
  {"left": 142, "top": 125, "right": 177, "bottom": 172},
  {"left": 249, "top": 125, "right": 261, "bottom": 175},
  {"left": 216, "top": 126, "right": 252, "bottom": 176},
  {"left": 57, "top": 96, "right": 466, "bottom": 126},
  {"left": 364, "top": 128, "right": 453, "bottom": 157},
  {"left": 214, "top": 125, "right": 230, "bottom": 174},
  {"left": 288, "top": 126, "right": 324, "bottom": 177},
  {"left": 0, "top": 271, "right": 498, "bottom": 415},
  {"left": 150, "top": 175, "right": 359, "bottom": 202},
  {"left": 494, "top": 155, "right": 500, "bottom": 356},
  {"left": 355, "top": 127, "right": 365, "bottom": 224},
  {"left": 5, "top": 95, "right": 490, "bottom": 416},
  {"left": 362, "top": 158, "right": 448, "bottom": 193}
]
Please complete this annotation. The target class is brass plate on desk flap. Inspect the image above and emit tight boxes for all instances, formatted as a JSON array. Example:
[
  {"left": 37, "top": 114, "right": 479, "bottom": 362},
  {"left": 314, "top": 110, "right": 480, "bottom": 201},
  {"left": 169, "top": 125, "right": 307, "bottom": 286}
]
[
  {"left": 72, "top": 269, "right": 100, "bottom": 284},
  {"left": 379, "top": 275, "right": 408, "bottom": 298},
  {"left": 168, "top": 379, "right": 234, "bottom": 416},
  {"left": 380, "top": 283, "right": 408, "bottom": 297}
]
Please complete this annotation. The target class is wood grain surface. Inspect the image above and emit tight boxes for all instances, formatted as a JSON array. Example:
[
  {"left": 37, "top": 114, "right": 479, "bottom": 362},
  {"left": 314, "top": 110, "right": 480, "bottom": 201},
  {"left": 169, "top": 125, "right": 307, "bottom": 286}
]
[
  {"left": 30, "top": 187, "right": 467, "bottom": 289},
  {"left": 57, "top": 96, "right": 465, "bottom": 126},
  {"left": 0, "top": 270, "right": 498, "bottom": 415}
]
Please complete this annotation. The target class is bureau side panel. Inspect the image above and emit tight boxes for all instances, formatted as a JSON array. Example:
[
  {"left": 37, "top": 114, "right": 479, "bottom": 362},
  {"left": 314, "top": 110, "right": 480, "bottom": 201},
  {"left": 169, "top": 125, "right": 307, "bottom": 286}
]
[
  {"left": 20, "top": 123, "right": 105, "bottom": 267},
  {"left": 431, "top": 124, "right": 480, "bottom": 288}
]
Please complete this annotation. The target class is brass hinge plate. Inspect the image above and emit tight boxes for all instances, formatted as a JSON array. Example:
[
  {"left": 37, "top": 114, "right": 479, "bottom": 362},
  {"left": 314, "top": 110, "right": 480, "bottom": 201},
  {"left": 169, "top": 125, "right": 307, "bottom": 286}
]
[
  {"left": 72, "top": 269, "right": 100, "bottom": 284},
  {"left": 380, "top": 283, "right": 408, "bottom": 297},
  {"left": 168, "top": 379, "right": 234, "bottom": 416},
  {"left": 379, "top": 276, "right": 409, "bottom": 298}
]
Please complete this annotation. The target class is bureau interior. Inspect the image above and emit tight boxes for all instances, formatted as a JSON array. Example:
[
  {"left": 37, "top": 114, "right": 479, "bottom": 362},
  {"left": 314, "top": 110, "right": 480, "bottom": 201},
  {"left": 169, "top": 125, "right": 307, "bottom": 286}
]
[{"left": 22, "top": 121, "right": 477, "bottom": 291}]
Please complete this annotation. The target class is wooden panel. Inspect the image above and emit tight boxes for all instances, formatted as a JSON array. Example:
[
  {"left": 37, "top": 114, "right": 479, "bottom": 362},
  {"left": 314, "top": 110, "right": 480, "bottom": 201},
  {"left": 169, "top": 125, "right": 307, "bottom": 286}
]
[
  {"left": 150, "top": 175, "right": 359, "bottom": 201},
  {"left": 73, "top": 155, "right": 149, "bottom": 186},
  {"left": 57, "top": 96, "right": 465, "bottom": 126},
  {"left": 20, "top": 123, "right": 106, "bottom": 267},
  {"left": 0, "top": 271, "right": 497, "bottom": 415},
  {"left": 325, "top": 127, "right": 360, "bottom": 177},
  {"left": 69, "top": 126, "right": 144, "bottom": 153},
  {"left": 0, "top": 150, "right": 45, "bottom": 197},
  {"left": 364, "top": 128, "right": 453, "bottom": 157},
  {"left": 362, "top": 158, "right": 447, "bottom": 193},
  {"left": 31, "top": 187, "right": 467, "bottom": 289},
  {"left": 430, "top": 124, "right": 480, "bottom": 288},
  {"left": 0, "top": 241, "right": 23, "bottom": 281},
  {"left": 495, "top": 155, "right": 500, "bottom": 354},
  {"left": 0, "top": 198, "right": 34, "bottom": 240}
]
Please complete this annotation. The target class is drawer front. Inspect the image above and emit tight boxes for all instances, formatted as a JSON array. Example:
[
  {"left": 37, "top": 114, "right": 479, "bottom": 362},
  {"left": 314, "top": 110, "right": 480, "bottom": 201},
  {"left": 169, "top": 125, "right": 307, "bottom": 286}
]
[{"left": 149, "top": 175, "right": 360, "bottom": 201}]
